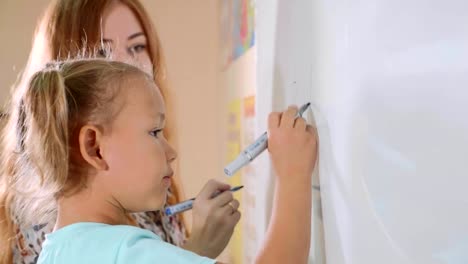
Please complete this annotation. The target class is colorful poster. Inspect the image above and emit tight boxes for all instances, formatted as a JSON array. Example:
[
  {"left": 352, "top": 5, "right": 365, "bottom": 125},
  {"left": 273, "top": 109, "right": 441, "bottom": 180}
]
[
  {"left": 232, "top": 0, "right": 255, "bottom": 60},
  {"left": 226, "top": 99, "right": 242, "bottom": 178},
  {"left": 240, "top": 95, "right": 257, "bottom": 264},
  {"left": 220, "top": 0, "right": 255, "bottom": 68},
  {"left": 225, "top": 96, "right": 257, "bottom": 264},
  {"left": 225, "top": 99, "right": 243, "bottom": 264}
]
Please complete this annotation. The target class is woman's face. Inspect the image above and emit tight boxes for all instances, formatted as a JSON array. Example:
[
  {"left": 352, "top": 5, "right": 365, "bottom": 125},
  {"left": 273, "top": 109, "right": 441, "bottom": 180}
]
[{"left": 102, "top": 2, "right": 153, "bottom": 74}]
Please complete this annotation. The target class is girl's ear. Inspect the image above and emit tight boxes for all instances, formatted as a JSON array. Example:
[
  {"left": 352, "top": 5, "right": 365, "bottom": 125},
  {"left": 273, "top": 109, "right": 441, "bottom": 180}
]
[{"left": 78, "top": 125, "right": 108, "bottom": 171}]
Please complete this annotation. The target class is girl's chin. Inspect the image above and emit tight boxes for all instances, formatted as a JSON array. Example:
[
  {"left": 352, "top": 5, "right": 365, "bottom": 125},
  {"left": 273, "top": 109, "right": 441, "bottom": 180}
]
[{"left": 152, "top": 193, "right": 167, "bottom": 211}]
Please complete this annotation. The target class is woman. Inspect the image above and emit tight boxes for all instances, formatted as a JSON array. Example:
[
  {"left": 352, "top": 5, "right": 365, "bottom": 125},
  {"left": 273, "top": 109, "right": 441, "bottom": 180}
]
[{"left": 0, "top": 1, "right": 238, "bottom": 263}]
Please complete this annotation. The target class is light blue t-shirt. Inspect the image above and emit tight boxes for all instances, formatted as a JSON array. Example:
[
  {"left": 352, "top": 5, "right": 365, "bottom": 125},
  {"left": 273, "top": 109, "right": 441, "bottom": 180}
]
[{"left": 37, "top": 222, "right": 216, "bottom": 264}]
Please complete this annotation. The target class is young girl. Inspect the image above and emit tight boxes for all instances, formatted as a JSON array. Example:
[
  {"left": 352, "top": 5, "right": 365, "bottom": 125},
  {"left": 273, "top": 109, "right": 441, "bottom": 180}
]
[
  {"left": 3, "top": 58, "right": 317, "bottom": 264},
  {"left": 0, "top": 0, "right": 239, "bottom": 262}
]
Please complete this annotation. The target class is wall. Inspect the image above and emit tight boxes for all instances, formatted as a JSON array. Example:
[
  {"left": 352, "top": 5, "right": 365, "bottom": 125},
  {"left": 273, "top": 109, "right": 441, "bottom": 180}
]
[
  {"left": 144, "top": 0, "right": 225, "bottom": 226},
  {"left": 0, "top": 0, "right": 50, "bottom": 106}
]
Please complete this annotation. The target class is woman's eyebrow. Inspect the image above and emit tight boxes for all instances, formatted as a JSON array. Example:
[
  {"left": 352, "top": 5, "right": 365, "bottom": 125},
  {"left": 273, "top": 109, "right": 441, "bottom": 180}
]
[
  {"left": 128, "top": 32, "right": 145, "bottom": 41},
  {"left": 101, "top": 32, "right": 144, "bottom": 43}
]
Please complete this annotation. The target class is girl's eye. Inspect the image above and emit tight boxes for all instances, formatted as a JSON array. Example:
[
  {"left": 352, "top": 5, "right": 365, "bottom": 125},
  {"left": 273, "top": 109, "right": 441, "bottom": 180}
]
[
  {"left": 129, "top": 44, "right": 147, "bottom": 55},
  {"left": 150, "top": 129, "right": 163, "bottom": 138}
]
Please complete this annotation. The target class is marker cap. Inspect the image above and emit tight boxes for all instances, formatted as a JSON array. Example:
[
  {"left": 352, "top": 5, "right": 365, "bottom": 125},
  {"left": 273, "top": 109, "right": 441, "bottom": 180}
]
[{"left": 224, "top": 153, "right": 250, "bottom": 176}]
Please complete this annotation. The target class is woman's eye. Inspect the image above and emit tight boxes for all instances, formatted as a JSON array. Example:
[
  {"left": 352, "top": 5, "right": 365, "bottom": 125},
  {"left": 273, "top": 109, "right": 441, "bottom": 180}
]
[
  {"left": 129, "top": 44, "right": 147, "bottom": 54},
  {"left": 98, "top": 44, "right": 113, "bottom": 58},
  {"left": 98, "top": 48, "right": 109, "bottom": 57}
]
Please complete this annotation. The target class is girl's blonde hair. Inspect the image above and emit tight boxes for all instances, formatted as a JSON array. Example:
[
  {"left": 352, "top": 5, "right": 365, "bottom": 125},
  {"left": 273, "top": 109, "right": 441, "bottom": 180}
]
[{"left": 0, "top": 59, "right": 148, "bottom": 262}]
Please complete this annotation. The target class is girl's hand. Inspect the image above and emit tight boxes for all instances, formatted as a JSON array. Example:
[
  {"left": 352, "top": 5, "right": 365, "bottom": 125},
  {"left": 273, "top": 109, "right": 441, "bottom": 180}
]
[{"left": 268, "top": 105, "right": 318, "bottom": 185}]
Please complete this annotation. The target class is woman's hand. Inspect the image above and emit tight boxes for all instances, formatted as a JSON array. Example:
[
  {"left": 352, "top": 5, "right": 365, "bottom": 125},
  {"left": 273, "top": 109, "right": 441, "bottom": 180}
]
[{"left": 182, "top": 180, "right": 241, "bottom": 258}]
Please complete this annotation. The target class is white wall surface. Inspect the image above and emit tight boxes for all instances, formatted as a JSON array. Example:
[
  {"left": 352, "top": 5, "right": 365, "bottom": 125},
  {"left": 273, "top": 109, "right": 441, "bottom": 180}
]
[{"left": 256, "top": 0, "right": 468, "bottom": 263}]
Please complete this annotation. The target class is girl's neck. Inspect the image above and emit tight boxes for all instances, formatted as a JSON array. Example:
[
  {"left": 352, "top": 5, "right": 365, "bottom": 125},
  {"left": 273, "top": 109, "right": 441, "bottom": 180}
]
[{"left": 55, "top": 186, "right": 130, "bottom": 231}]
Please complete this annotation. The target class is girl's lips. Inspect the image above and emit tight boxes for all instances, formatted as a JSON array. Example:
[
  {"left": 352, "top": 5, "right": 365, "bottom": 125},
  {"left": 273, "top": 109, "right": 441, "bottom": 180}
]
[
  {"left": 162, "top": 176, "right": 172, "bottom": 187},
  {"left": 162, "top": 171, "right": 173, "bottom": 187}
]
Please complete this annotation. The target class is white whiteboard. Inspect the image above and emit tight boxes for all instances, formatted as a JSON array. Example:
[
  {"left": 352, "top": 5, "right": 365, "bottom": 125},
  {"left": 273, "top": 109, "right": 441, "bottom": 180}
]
[{"left": 255, "top": 0, "right": 468, "bottom": 263}]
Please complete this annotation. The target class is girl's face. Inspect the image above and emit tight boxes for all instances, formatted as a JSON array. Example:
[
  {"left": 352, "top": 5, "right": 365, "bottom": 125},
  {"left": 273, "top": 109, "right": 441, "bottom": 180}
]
[
  {"left": 102, "top": 2, "right": 153, "bottom": 74},
  {"left": 99, "top": 76, "right": 177, "bottom": 212}
]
